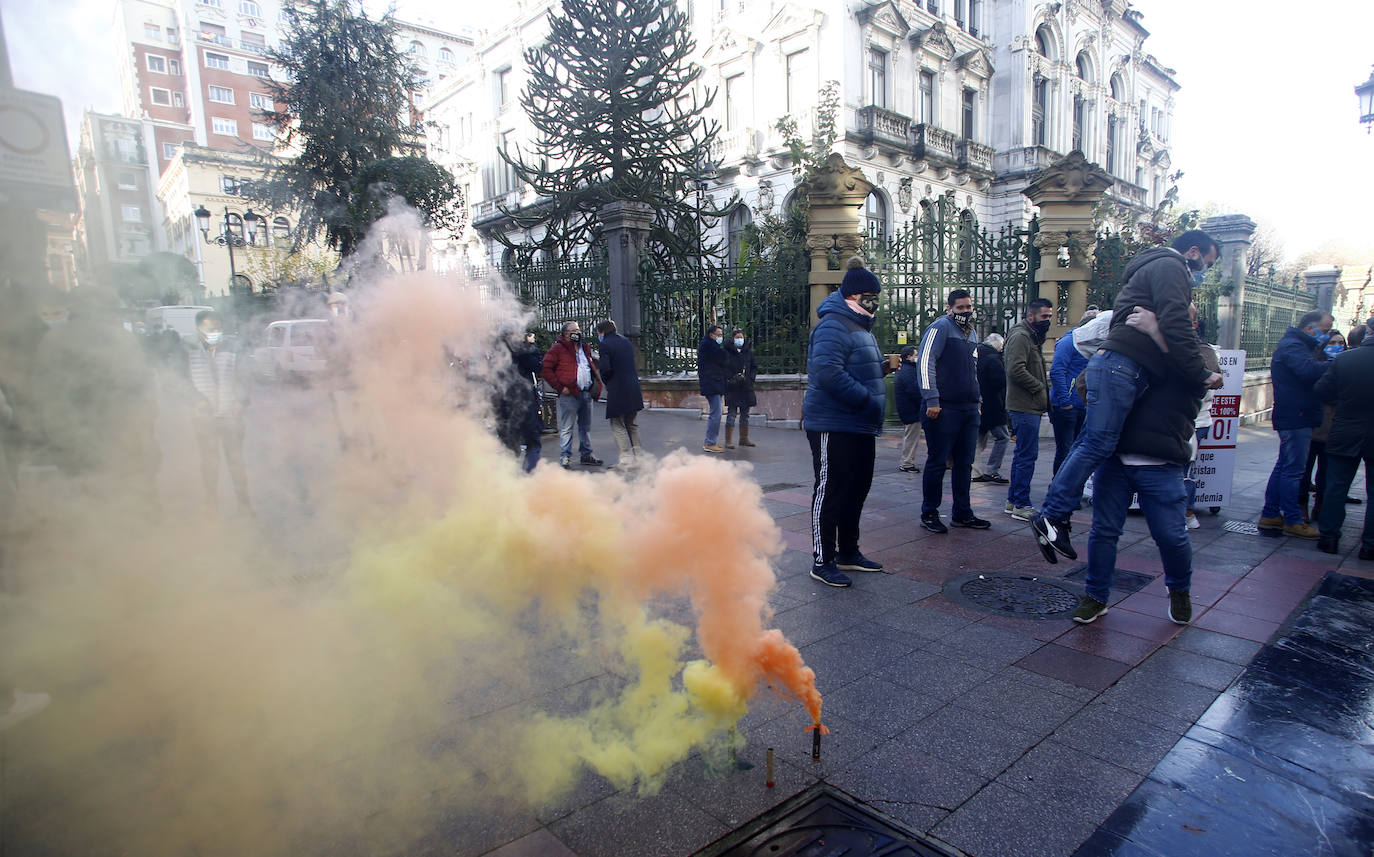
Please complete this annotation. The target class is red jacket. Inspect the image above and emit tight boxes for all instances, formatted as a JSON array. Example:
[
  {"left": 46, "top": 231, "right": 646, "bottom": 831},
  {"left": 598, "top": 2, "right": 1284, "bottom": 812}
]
[{"left": 541, "top": 335, "right": 603, "bottom": 398}]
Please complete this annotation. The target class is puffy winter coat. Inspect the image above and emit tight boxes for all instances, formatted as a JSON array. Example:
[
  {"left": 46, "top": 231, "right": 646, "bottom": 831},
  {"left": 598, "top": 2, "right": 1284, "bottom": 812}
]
[
  {"left": 1269, "top": 327, "right": 1329, "bottom": 430},
  {"left": 724, "top": 342, "right": 758, "bottom": 409},
  {"left": 975, "top": 343, "right": 1007, "bottom": 430},
  {"left": 697, "top": 336, "right": 730, "bottom": 397},
  {"left": 802, "top": 290, "right": 885, "bottom": 435},
  {"left": 894, "top": 360, "right": 923, "bottom": 424},
  {"left": 1050, "top": 331, "right": 1087, "bottom": 410}
]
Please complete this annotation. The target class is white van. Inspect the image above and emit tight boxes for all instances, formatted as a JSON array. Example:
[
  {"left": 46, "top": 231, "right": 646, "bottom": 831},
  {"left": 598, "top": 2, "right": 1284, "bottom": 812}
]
[
  {"left": 252, "top": 319, "right": 332, "bottom": 382},
  {"left": 146, "top": 305, "right": 215, "bottom": 344}
]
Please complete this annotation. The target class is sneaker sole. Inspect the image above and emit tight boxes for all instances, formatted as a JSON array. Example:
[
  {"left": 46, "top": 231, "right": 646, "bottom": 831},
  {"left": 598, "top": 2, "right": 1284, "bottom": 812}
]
[
  {"left": 951, "top": 520, "right": 992, "bottom": 529},
  {"left": 920, "top": 523, "right": 948, "bottom": 534},
  {"left": 809, "top": 570, "right": 851, "bottom": 588},
  {"left": 1033, "top": 531, "right": 1059, "bottom": 564},
  {"left": 1073, "top": 606, "right": 1108, "bottom": 624},
  {"left": 835, "top": 562, "right": 884, "bottom": 572},
  {"left": 1034, "top": 519, "right": 1079, "bottom": 560},
  {"left": 1168, "top": 609, "right": 1191, "bottom": 625}
]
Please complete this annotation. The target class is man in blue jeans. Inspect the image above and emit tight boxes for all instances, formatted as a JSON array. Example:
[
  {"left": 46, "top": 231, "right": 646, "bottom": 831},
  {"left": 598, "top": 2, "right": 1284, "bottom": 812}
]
[
  {"left": 698, "top": 325, "right": 729, "bottom": 453},
  {"left": 1003, "top": 297, "right": 1053, "bottom": 520},
  {"left": 1048, "top": 310, "right": 1096, "bottom": 476},
  {"left": 1031, "top": 231, "right": 1225, "bottom": 563},
  {"left": 541, "top": 321, "right": 604, "bottom": 469},
  {"left": 1258, "top": 310, "right": 1333, "bottom": 538}
]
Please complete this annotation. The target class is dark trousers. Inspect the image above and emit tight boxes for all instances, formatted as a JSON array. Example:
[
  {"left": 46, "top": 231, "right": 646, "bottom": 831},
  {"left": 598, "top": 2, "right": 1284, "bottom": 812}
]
[
  {"left": 1049, "top": 406, "right": 1086, "bottom": 476},
  {"left": 1318, "top": 454, "right": 1372, "bottom": 550},
  {"left": 808, "top": 430, "right": 875, "bottom": 565},
  {"left": 1301, "top": 438, "right": 1328, "bottom": 517},
  {"left": 921, "top": 406, "right": 979, "bottom": 518}
]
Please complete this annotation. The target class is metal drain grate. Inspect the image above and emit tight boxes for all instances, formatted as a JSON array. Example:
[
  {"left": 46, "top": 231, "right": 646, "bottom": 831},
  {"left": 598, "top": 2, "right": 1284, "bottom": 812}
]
[
  {"left": 943, "top": 572, "right": 1083, "bottom": 619},
  {"left": 696, "top": 784, "right": 961, "bottom": 857},
  {"left": 1061, "top": 564, "right": 1156, "bottom": 595},
  {"left": 1223, "top": 520, "right": 1262, "bottom": 536}
]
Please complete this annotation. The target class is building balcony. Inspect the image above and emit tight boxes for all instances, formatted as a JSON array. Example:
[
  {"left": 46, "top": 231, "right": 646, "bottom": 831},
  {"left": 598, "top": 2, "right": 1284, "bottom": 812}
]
[
  {"left": 238, "top": 40, "right": 269, "bottom": 55},
  {"left": 198, "top": 32, "right": 233, "bottom": 47},
  {"left": 472, "top": 189, "right": 522, "bottom": 226},
  {"left": 710, "top": 127, "right": 760, "bottom": 165},
  {"left": 1107, "top": 179, "right": 1148, "bottom": 209},
  {"left": 956, "top": 139, "right": 994, "bottom": 174},
  {"left": 992, "top": 145, "right": 1061, "bottom": 177},
  {"left": 910, "top": 123, "right": 957, "bottom": 163},
  {"left": 856, "top": 105, "right": 912, "bottom": 150}
]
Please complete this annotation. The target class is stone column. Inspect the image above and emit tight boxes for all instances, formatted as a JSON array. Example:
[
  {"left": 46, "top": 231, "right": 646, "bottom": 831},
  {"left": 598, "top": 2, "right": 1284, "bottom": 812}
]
[
  {"left": 801, "top": 153, "right": 874, "bottom": 326},
  {"left": 1021, "top": 151, "right": 1113, "bottom": 341},
  {"left": 1303, "top": 265, "right": 1341, "bottom": 315},
  {"left": 1200, "top": 214, "right": 1256, "bottom": 351},
  {"left": 599, "top": 201, "right": 654, "bottom": 357}
]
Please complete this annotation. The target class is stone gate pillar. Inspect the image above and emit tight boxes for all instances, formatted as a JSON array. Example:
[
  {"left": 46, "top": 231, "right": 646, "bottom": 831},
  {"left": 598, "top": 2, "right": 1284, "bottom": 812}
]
[
  {"left": 1304, "top": 265, "right": 1341, "bottom": 315},
  {"left": 801, "top": 153, "right": 874, "bottom": 326},
  {"left": 1021, "top": 152, "right": 1113, "bottom": 340},
  {"left": 1200, "top": 214, "right": 1256, "bottom": 351},
  {"left": 600, "top": 201, "right": 654, "bottom": 358}
]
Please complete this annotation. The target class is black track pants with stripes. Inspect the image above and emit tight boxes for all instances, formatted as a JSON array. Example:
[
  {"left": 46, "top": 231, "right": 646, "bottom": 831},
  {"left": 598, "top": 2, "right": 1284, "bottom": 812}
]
[{"left": 808, "top": 430, "right": 876, "bottom": 566}]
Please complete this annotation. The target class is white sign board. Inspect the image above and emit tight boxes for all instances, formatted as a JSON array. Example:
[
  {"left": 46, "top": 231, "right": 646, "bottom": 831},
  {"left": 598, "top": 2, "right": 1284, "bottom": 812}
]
[
  {"left": 1192, "top": 349, "right": 1245, "bottom": 508},
  {"left": 0, "top": 86, "right": 76, "bottom": 210}
]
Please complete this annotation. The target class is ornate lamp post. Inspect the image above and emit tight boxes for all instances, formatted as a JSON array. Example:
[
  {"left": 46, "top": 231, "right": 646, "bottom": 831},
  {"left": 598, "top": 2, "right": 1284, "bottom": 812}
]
[
  {"left": 194, "top": 205, "right": 261, "bottom": 293},
  {"left": 1357, "top": 67, "right": 1374, "bottom": 133}
]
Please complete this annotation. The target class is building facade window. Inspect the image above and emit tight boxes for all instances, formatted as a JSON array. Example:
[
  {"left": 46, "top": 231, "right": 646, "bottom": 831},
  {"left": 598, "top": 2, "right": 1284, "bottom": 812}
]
[
  {"left": 121, "top": 204, "right": 143, "bottom": 222},
  {"left": 785, "top": 49, "right": 809, "bottom": 113},
  {"left": 253, "top": 123, "right": 274, "bottom": 141},
  {"left": 220, "top": 175, "right": 239, "bottom": 193},
  {"left": 246, "top": 60, "right": 269, "bottom": 77},
  {"left": 439, "top": 47, "right": 455, "bottom": 64},
  {"left": 238, "top": 0, "right": 261, "bottom": 15},
  {"left": 955, "top": 0, "right": 967, "bottom": 29},
  {"left": 162, "top": 142, "right": 178, "bottom": 159},
  {"left": 144, "top": 23, "right": 161, "bottom": 39},
  {"left": 725, "top": 73, "right": 743, "bottom": 130},
  {"left": 968, "top": 0, "right": 981, "bottom": 36},
  {"left": 250, "top": 92, "right": 271, "bottom": 110},
  {"left": 1075, "top": 52, "right": 1093, "bottom": 84},
  {"left": 150, "top": 87, "right": 172, "bottom": 106},
  {"left": 1034, "top": 26, "right": 1053, "bottom": 59},
  {"left": 1106, "top": 115, "right": 1117, "bottom": 174},
  {"left": 241, "top": 32, "right": 266, "bottom": 52},
  {"left": 1072, "top": 95, "right": 1084, "bottom": 151},
  {"left": 868, "top": 48, "right": 887, "bottom": 108},
  {"left": 173, "top": 91, "right": 184, "bottom": 107},
  {"left": 212, "top": 117, "right": 238, "bottom": 136},
  {"left": 1032, "top": 76, "right": 1048, "bottom": 146},
  {"left": 198, "top": 0, "right": 222, "bottom": 7},
  {"left": 168, "top": 59, "right": 181, "bottom": 75},
  {"left": 919, "top": 70, "right": 935, "bottom": 124},
  {"left": 409, "top": 40, "right": 426, "bottom": 57},
  {"left": 117, "top": 170, "right": 139, "bottom": 190},
  {"left": 865, "top": 191, "right": 889, "bottom": 242},
  {"left": 727, "top": 204, "right": 752, "bottom": 267},
  {"left": 494, "top": 67, "right": 510, "bottom": 111},
  {"left": 961, "top": 88, "right": 975, "bottom": 139},
  {"left": 208, "top": 85, "right": 235, "bottom": 103},
  {"left": 1109, "top": 74, "right": 1124, "bottom": 101},
  {"left": 205, "top": 51, "right": 230, "bottom": 70},
  {"left": 146, "top": 54, "right": 167, "bottom": 73}
]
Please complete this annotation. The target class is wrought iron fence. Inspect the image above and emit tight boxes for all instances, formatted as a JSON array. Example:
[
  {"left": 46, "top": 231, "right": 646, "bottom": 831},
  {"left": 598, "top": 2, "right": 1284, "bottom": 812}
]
[
  {"left": 469, "top": 256, "right": 612, "bottom": 339},
  {"left": 1240, "top": 273, "right": 1319, "bottom": 371},
  {"left": 1088, "top": 231, "right": 1130, "bottom": 312},
  {"left": 638, "top": 250, "right": 810, "bottom": 375}
]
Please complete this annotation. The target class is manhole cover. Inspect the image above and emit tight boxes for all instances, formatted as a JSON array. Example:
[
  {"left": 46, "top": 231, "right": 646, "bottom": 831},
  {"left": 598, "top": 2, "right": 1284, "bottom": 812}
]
[
  {"left": 696, "top": 785, "right": 960, "bottom": 857},
  {"left": 1061, "top": 564, "right": 1156, "bottom": 595},
  {"left": 761, "top": 482, "right": 805, "bottom": 493},
  {"left": 1223, "top": 520, "right": 1261, "bottom": 535},
  {"left": 943, "top": 572, "right": 1082, "bottom": 619}
]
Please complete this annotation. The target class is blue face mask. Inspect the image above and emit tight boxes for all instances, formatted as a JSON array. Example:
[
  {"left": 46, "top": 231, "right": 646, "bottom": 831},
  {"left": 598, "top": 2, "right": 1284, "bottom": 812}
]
[
  {"left": 1313, "top": 329, "right": 1332, "bottom": 345},
  {"left": 1324, "top": 344, "right": 1344, "bottom": 357},
  {"left": 1190, "top": 269, "right": 1206, "bottom": 287},
  {"left": 597, "top": 334, "right": 604, "bottom": 343}
]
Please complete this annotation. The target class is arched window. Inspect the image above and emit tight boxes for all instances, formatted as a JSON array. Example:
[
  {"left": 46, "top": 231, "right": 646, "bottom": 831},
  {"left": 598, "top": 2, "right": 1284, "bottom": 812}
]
[
  {"left": 1072, "top": 94, "right": 1085, "bottom": 151},
  {"left": 1075, "top": 52, "right": 1094, "bottom": 84},
  {"left": 408, "top": 41, "right": 426, "bottom": 57},
  {"left": 864, "top": 191, "right": 889, "bottom": 244},
  {"left": 1032, "top": 75, "right": 1049, "bottom": 147},
  {"left": 957, "top": 209, "right": 975, "bottom": 274},
  {"left": 1034, "top": 26, "right": 1054, "bottom": 60},
  {"left": 727, "top": 204, "right": 753, "bottom": 267},
  {"left": 226, "top": 212, "right": 244, "bottom": 240},
  {"left": 1109, "top": 73, "right": 1125, "bottom": 101},
  {"left": 1105, "top": 115, "right": 1118, "bottom": 174},
  {"left": 438, "top": 47, "right": 455, "bottom": 64}
]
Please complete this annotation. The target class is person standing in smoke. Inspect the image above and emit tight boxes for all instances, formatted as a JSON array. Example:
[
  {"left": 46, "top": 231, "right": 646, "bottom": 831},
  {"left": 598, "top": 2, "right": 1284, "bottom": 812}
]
[
  {"left": 497, "top": 331, "right": 544, "bottom": 473},
  {"left": 541, "top": 321, "right": 603, "bottom": 469},
  {"left": 182, "top": 310, "right": 252, "bottom": 515},
  {"left": 803, "top": 257, "right": 887, "bottom": 588},
  {"left": 595, "top": 320, "right": 644, "bottom": 469}
]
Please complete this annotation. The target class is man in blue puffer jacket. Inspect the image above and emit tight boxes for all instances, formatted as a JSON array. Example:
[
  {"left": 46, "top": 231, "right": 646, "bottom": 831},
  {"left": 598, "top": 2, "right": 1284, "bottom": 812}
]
[
  {"left": 1258, "top": 309, "right": 1333, "bottom": 538},
  {"left": 804, "top": 256, "right": 886, "bottom": 588}
]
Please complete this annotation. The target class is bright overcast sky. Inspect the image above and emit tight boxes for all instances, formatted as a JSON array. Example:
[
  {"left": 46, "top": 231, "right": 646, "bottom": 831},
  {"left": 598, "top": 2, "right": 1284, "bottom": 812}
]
[{"left": 6, "top": 0, "right": 1372, "bottom": 262}]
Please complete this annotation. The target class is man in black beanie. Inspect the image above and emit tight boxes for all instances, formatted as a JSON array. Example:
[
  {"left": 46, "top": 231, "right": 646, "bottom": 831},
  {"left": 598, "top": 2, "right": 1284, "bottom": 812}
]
[{"left": 803, "top": 256, "right": 887, "bottom": 588}]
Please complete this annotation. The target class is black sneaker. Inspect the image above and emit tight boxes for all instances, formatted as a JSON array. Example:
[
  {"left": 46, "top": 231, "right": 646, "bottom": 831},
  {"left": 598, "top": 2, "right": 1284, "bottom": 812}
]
[
  {"left": 560, "top": 455, "right": 571, "bottom": 469},
  {"left": 835, "top": 552, "right": 883, "bottom": 572},
  {"left": 810, "top": 562, "right": 852, "bottom": 588},
  {"left": 971, "top": 473, "right": 995, "bottom": 483},
  {"left": 952, "top": 515, "right": 992, "bottom": 530},
  {"left": 1030, "top": 514, "right": 1077, "bottom": 561},
  {"left": 990, "top": 476, "right": 1010, "bottom": 485},
  {"left": 1167, "top": 589, "right": 1192, "bottom": 625},
  {"left": 1072, "top": 595, "right": 1109, "bottom": 624},
  {"left": 580, "top": 455, "right": 604, "bottom": 466},
  {"left": 1317, "top": 537, "right": 1339, "bottom": 555},
  {"left": 920, "top": 513, "right": 948, "bottom": 534},
  {"left": 899, "top": 465, "right": 920, "bottom": 473}
]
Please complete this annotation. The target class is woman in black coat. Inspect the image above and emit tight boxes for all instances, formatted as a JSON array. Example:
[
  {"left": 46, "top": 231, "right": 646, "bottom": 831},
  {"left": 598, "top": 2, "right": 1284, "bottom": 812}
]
[
  {"left": 595, "top": 320, "right": 644, "bottom": 467},
  {"left": 972, "top": 333, "right": 1010, "bottom": 483},
  {"left": 724, "top": 328, "right": 758, "bottom": 448}
]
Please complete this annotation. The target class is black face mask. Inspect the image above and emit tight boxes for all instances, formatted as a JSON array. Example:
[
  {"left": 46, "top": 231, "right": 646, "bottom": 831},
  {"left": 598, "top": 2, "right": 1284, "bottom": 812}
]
[
  {"left": 568, "top": 332, "right": 581, "bottom": 342},
  {"left": 857, "top": 294, "right": 880, "bottom": 314},
  {"left": 1031, "top": 319, "right": 1051, "bottom": 337},
  {"left": 953, "top": 310, "right": 973, "bottom": 327}
]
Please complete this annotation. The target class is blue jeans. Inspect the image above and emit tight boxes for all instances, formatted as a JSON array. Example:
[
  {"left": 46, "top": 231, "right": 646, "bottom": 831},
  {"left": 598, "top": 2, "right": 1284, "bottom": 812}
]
[
  {"left": 1083, "top": 456, "right": 1192, "bottom": 604},
  {"left": 556, "top": 391, "right": 594, "bottom": 459},
  {"left": 1048, "top": 406, "right": 1085, "bottom": 475},
  {"left": 979, "top": 424, "right": 1010, "bottom": 476},
  {"left": 922, "top": 406, "right": 979, "bottom": 518},
  {"left": 1041, "top": 351, "right": 1150, "bottom": 522},
  {"left": 1007, "top": 411, "right": 1042, "bottom": 509},
  {"left": 704, "top": 394, "right": 722, "bottom": 445},
  {"left": 1262, "top": 427, "right": 1313, "bottom": 525}
]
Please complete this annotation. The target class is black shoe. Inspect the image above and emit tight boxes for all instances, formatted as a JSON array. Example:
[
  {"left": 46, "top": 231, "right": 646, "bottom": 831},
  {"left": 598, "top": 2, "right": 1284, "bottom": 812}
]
[
  {"left": 810, "top": 562, "right": 852, "bottom": 588},
  {"left": 1348, "top": 497, "right": 1364, "bottom": 505},
  {"left": 920, "top": 513, "right": 948, "bottom": 534},
  {"left": 971, "top": 473, "right": 994, "bottom": 483},
  {"left": 835, "top": 552, "right": 883, "bottom": 572},
  {"left": 952, "top": 515, "right": 992, "bottom": 530},
  {"left": 991, "top": 476, "right": 1010, "bottom": 485},
  {"left": 1361, "top": 547, "right": 1374, "bottom": 561},
  {"left": 1030, "top": 514, "right": 1076, "bottom": 561},
  {"left": 580, "top": 455, "right": 604, "bottom": 466},
  {"left": 1317, "top": 537, "right": 1339, "bottom": 555},
  {"left": 899, "top": 465, "right": 920, "bottom": 473}
]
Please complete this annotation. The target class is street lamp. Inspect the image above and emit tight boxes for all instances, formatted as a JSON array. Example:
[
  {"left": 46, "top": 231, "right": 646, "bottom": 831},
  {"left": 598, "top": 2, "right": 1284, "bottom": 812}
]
[
  {"left": 194, "top": 205, "right": 261, "bottom": 293},
  {"left": 1357, "top": 67, "right": 1374, "bottom": 133}
]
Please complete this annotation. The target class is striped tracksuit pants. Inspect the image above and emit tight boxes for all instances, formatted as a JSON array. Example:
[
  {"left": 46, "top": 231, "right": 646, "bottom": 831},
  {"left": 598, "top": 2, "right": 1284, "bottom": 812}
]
[{"left": 808, "top": 430, "right": 876, "bottom": 566}]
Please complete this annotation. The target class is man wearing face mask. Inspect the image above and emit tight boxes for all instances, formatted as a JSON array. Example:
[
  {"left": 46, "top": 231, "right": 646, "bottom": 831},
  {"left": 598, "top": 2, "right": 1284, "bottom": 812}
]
[
  {"left": 697, "top": 325, "right": 730, "bottom": 453},
  {"left": 184, "top": 310, "right": 252, "bottom": 514},
  {"left": 541, "top": 321, "right": 604, "bottom": 469},
  {"left": 1003, "top": 298, "right": 1053, "bottom": 521},
  {"left": 917, "top": 289, "right": 991, "bottom": 533},
  {"left": 1030, "top": 230, "right": 1225, "bottom": 564},
  {"left": 803, "top": 257, "right": 887, "bottom": 588},
  {"left": 1257, "top": 309, "right": 1333, "bottom": 538}
]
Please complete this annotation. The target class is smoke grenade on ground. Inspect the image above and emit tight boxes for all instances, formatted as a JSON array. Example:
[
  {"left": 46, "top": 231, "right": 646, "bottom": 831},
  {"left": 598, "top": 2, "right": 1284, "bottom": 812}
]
[{"left": 0, "top": 239, "right": 823, "bottom": 854}]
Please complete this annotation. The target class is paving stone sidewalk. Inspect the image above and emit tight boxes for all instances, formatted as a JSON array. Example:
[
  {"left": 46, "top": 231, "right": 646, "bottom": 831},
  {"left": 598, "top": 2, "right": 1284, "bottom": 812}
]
[{"left": 484, "top": 410, "right": 1372, "bottom": 857}]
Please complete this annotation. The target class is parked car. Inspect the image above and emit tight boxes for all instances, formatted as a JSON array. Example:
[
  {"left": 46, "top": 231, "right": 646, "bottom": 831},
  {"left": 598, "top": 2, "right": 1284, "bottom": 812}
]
[{"left": 252, "top": 319, "right": 331, "bottom": 382}]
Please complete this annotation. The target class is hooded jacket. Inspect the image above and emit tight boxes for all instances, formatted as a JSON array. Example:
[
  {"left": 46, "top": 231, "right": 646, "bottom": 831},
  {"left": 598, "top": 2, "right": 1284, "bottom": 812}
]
[
  {"left": 975, "top": 343, "right": 1007, "bottom": 430},
  {"left": 1269, "top": 326, "right": 1330, "bottom": 430},
  {"left": 1050, "top": 331, "right": 1088, "bottom": 410},
  {"left": 1103, "top": 247, "right": 1212, "bottom": 385},
  {"left": 802, "top": 290, "right": 885, "bottom": 435},
  {"left": 1004, "top": 320, "right": 1048, "bottom": 414}
]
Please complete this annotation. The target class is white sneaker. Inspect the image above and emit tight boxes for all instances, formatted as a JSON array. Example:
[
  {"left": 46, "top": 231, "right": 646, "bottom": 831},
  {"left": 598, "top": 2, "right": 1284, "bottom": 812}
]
[
  {"left": 1185, "top": 514, "right": 1200, "bottom": 530},
  {"left": 0, "top": 690, "right": 51, "bottom": 730}
]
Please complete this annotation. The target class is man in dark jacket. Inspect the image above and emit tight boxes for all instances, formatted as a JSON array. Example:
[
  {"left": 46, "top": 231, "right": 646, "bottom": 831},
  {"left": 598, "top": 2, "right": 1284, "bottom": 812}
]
[
  {"left": 1258, "top": 309, "right": 1333, "bottom": 538},
  {"left": 917, "top": 289, "right": 991, "bottom": 533},
  {"left": 724, "top": 329, "right": 758, "bottom": 449},
  {"left": 1048, "top": 314, "right": 1093, "bottom": 476},
  {"left": 1004, "top": 298, "right": 1052, "bottom": 520},
  {"left": 497, "top": 332, "right": 544, "bottom": 472},
  {"left": 1032, "top": 230, "right": 1225, "bottom": 563},
  {"left": 973, "top": 333, "right": 1009, "bottom": 484},
  {"left": 1315, "top": 320, "right": 1374, "bottom": 559},
  {"left": 698, "top": 324, "right": 729, "bottom": 453},
  {"left": 541, "top": 321, "right": 604, "bottom": 469},
  {"left": 895, "top": 344, "right": 923, "bottom": 472},
  {"left": 595, "top": 319, "right": 643, "bottom": 468},
  {"left": 803, "top": 257, "right": 887, "bottom": 587}
]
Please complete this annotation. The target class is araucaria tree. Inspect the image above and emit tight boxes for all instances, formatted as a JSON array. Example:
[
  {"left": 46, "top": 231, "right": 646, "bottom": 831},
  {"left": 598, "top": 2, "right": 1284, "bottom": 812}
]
[
  {"left": 500, "top": 0, "right": 731, "bottom": 265},
  {"left": 253, "top": 0, "right": 460, "bottom": 257}
]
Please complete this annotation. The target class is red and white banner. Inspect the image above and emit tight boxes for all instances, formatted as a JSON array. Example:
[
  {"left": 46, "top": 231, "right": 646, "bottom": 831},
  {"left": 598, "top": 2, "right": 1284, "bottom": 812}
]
[{"left": 1193, "top": 349, "right": 1245, "bottom": 507}]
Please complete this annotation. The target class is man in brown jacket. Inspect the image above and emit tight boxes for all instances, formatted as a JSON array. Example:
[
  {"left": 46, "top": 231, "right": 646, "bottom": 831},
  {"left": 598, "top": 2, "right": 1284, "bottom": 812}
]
[
  {"left": 1004, "top": 298, "right": 1052, "bottom": 520},
  {"left": 541, "top": 321, "right": 604, "bottom": 469}
]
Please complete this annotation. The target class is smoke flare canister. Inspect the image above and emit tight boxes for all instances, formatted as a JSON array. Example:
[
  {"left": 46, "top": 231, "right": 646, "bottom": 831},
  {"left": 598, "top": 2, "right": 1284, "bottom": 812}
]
[
  {"left": 765, "top": 748, "right": 775, "bottom": 788},
  {"left": 811, "top": 727, "right": 821, "bottom": 761}
]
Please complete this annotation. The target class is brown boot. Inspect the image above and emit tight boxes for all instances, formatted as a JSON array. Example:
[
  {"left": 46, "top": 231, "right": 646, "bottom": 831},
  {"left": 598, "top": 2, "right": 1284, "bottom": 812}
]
[
  {"left": 724, "top": 425, "right": 735, "bottom": 449},
  {"left": 739, "top": 423, "right": 756, "bottom": 447}
]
